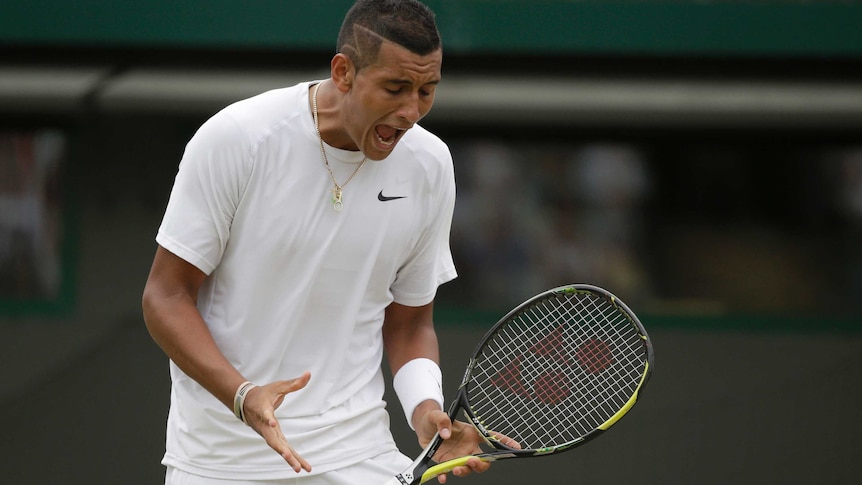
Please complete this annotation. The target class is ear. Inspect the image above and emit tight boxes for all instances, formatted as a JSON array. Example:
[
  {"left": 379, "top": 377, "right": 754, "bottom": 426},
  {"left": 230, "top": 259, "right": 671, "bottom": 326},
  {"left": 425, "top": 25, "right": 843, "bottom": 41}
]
[{"left": 331, "top": 53, "right": 355, "bottom": 93}]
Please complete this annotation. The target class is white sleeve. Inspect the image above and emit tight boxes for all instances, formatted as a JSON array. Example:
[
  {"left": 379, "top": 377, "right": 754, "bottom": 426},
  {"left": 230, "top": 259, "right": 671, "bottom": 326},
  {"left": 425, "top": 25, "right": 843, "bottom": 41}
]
[
  {"left": 156, "top": 112, "right": 253, "bottom": 275},
  {"left": 390, "top": 146, "right": 458, "bottom": 306}
]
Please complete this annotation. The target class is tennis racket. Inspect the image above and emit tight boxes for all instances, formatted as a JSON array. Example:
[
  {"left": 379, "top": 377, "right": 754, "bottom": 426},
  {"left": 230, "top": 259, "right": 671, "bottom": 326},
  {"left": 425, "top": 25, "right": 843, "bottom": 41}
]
[{"left": 384, "top": 284, "right": 653, "bottom": 485}]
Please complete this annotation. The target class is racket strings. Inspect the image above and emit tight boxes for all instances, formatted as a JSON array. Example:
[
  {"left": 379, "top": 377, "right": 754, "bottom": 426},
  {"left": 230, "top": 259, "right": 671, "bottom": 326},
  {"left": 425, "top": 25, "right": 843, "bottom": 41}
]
[
  {"left": 466, "top": 290, "right": 647, "bottom": 450},
  {"left": 568, "top": 295, "right": 644, "bottom": 428}
]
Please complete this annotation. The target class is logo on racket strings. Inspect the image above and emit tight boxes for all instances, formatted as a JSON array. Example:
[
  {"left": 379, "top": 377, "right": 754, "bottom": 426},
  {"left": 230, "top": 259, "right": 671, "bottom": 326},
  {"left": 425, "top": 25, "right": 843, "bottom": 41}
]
[{"left": 490, "top": 326, "right": 615, "bottom": 405}]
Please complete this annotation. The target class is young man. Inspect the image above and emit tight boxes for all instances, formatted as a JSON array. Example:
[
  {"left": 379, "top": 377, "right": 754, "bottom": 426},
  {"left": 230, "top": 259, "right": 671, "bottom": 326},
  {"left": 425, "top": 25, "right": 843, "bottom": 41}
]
[{"left": 142, "top": 1, "right": 511, "bottom": 484}]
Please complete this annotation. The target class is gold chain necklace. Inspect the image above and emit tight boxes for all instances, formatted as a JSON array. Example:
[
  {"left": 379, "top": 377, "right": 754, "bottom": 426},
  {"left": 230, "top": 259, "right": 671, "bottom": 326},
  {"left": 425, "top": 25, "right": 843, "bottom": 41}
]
[{"left": 312, "top": 82, "right": 367, "bottom": 212}]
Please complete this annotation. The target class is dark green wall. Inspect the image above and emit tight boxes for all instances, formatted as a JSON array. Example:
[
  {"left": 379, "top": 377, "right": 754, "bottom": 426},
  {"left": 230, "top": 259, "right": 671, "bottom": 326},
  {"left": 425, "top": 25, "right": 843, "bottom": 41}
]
[{"left": 1, "top": 0, "right": 861, "bottom": 58}]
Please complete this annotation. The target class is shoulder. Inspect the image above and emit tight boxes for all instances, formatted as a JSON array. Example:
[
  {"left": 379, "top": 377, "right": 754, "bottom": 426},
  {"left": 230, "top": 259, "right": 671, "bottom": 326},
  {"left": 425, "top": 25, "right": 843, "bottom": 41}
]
[
  {"left": 398, "top": 125, "right": 453, "bottom": 177},
  {"left": 178, "top": 83, "right": 312, "bottom": 191},
  {"left": 401, "top": 125, "right": 450, "bottom": 158},
  {"left": 187, "top": 82, "right": 308, "bottom": 153},
  {"left": 192, "top": 82, "right": 309, "bottom": 151},
  {"left": 221, "top": 83, "right": 306, "bottom": 122},
  {"left": 395, "top": 126, "right": 455, "bottom": 210}
]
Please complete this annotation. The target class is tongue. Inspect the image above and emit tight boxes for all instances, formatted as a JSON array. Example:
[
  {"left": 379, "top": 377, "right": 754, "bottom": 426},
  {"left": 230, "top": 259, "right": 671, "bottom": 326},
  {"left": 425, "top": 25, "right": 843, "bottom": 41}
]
[{"left": 376, "top": 125, "right": 397, "bottom": 141}]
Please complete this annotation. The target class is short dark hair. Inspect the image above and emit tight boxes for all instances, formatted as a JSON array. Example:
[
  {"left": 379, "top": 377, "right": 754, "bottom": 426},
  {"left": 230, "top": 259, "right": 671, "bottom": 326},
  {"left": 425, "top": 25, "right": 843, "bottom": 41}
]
[{"left": 336, "top": 0, "right": 441, "bottom": 70}]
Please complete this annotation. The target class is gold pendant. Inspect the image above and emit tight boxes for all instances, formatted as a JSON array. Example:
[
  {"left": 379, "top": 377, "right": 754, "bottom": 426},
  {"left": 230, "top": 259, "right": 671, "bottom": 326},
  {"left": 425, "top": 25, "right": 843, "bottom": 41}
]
[{"left": 331, "top": 186, "right": 343, "bottom": 212}]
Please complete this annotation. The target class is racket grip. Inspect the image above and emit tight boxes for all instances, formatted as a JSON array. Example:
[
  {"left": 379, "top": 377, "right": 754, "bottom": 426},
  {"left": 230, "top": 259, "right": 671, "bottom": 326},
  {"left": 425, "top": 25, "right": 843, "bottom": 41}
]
[{"left": 421, "top": 456, "right": 487, "bottom": 483}]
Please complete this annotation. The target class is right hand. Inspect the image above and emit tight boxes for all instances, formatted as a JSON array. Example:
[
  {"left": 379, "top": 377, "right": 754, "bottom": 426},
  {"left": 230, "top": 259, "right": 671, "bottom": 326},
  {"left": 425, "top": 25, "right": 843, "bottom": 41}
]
[{"left": 242, "top": 372, "right": 313, "bottom": 473}]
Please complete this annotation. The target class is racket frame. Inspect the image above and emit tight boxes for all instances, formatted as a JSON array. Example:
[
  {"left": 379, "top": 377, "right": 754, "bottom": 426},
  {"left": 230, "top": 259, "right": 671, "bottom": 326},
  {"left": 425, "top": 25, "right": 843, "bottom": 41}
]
[{"left": 386, "top": 284, "right": 653, "bottom": 485}]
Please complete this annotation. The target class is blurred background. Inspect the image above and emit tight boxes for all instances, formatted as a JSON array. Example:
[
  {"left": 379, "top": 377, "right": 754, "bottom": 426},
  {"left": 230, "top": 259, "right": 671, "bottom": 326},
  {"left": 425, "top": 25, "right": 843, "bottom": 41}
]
[{"left": 1, "top": 0, "right": 860, "bottom": 483}]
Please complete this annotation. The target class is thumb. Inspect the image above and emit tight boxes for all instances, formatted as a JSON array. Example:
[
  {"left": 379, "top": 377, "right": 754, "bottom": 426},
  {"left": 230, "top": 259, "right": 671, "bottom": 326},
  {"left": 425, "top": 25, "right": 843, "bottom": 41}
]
[
  {"left": 274, "top": 371, "right": 311, "bottom": 394},
  {"left": 270, "top": 372, "right": 312, "bottom": 407},
  {"left": 286, "top": 371, "right": 312, "bottom": 391},
  {"left": 434, "top": 412, "right": 452, "bottom": 440}
]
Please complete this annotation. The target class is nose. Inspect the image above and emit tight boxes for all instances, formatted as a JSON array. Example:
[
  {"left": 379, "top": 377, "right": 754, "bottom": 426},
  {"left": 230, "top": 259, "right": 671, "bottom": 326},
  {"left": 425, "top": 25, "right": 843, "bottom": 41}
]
[{"left": 397, "top": 93, "right": 423, "bottom": 124}]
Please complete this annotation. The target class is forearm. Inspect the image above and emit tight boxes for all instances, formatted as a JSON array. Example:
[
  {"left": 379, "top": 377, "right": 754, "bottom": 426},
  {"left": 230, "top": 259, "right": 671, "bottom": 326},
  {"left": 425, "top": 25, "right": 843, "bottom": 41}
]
[
  {"left": 143, "top": 284, "right": 245, "bottom": 410},
  {"left": 383, "top": 302, "right": 440, "bottom": 371},
  {"left": 383, "top": 301, "right": 444, "bottom": 429}
]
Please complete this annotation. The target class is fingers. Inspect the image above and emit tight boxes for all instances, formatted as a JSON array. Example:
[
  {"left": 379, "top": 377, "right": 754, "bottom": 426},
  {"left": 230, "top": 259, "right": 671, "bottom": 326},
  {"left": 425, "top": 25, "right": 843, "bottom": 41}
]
[
  {"left": 433, "top": 419, "right": 496, "bottom": 483},
  {"left": 492, "top": 431, "right": 522, "bottom": 450},
  {"left": 436, "top": 457, "right": 490, "bottom": 483},
  {"left": 243, "top": 373, "right": 313, "bottom": 473},
  {"left": 256, "top": 410, "right": 312, "bottom": 472},
  {"left": 278, "top": 441, "right": 312, "bottom": 473}
]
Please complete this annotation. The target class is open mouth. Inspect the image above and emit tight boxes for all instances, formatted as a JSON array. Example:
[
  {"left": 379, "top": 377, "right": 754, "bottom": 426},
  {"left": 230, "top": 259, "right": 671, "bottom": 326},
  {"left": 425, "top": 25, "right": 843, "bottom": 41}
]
[{"left": 375, "top": 124, "right": 407, "bottom": 149}]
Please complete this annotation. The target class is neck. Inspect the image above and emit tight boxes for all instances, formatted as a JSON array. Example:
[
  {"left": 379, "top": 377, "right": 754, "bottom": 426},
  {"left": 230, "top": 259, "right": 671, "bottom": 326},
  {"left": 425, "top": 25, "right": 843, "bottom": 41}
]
[{"left": 311, "top": 80, "right": 357, "bottom": 151}]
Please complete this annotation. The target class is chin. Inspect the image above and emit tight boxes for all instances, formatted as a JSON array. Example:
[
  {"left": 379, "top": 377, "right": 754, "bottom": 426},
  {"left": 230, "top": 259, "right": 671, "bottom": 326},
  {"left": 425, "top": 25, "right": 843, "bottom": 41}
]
[
  {"left": 365, "top": 151, "right": 391, "bottom": 162},
  {"left": 363, "top": 141, "right": 397, "bottom": 161}
]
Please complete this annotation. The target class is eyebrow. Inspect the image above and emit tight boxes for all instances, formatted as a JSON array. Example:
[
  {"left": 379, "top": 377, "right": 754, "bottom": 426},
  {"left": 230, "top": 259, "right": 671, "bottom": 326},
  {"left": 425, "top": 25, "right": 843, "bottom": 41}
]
[{"left": 385, "top": 79, "right": 440, "bottom": 86}]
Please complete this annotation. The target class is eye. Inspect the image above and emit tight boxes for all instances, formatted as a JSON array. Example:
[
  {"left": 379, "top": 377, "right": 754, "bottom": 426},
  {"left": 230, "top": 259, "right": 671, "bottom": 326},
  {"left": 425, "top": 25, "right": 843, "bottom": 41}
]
[{"left": 385, "top": 86, "right": 404, "bottom": 95}]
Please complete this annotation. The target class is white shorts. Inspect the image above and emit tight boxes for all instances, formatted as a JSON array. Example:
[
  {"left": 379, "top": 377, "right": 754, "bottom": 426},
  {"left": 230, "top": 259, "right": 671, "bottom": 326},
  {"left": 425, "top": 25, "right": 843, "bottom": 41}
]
[{"left": 164, "top": 450, "right": 412, "bottom": 485}]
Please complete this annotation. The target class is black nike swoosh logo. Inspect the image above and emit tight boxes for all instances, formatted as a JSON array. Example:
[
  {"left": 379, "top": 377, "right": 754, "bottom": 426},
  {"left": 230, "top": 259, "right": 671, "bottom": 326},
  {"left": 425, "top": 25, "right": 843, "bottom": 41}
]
[{"left": 378, "top": 190, "right": 407, "bottom": 202}]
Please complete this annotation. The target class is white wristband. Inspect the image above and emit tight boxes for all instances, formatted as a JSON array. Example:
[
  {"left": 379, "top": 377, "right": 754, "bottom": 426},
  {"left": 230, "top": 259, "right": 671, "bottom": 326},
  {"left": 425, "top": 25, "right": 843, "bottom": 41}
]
[{"left": 393, "top": 358, "right": 444, "bottom": 430}]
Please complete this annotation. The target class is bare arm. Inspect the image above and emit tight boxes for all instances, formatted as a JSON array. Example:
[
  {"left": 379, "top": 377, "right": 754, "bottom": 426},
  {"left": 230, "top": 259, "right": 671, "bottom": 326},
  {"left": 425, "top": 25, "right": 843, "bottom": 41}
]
[
  {"left": 142, "top": 246, "right": 243, "bottom": 407},
  {"left": 383, "top": 300, "right": 446, "bottom": 430},
  {"left": 141, "top": 245, "right": 311, "bottom": 472},
  {"left": 383, "top": 301, "right": 440, "bottom": 388},
  {"left": 383, "top": 301, "right": 491, "bottom": 483}
]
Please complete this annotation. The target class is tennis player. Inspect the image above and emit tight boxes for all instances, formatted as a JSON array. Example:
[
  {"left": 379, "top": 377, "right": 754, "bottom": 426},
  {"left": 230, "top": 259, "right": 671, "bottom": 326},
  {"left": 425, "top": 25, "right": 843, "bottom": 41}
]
[{"left": 142, "top": 1, "right": 497, "bottom": 484}]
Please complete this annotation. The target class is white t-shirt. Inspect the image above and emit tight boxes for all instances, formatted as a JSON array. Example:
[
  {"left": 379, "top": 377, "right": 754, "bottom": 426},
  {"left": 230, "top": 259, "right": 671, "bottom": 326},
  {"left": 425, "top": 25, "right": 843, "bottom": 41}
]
[{"left": 156, "top": 81, "right": 457, "bottom": 480}]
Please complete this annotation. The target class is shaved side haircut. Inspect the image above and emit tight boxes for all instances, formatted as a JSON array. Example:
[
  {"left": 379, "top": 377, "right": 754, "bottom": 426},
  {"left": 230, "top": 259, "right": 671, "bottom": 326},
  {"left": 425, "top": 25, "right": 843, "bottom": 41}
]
[{"left": 337, "top": 0, "right": 442, "bottom": 71}]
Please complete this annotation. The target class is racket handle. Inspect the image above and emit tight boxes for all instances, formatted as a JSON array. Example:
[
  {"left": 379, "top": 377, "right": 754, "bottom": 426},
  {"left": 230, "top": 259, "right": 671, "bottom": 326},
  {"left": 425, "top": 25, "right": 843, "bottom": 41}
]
[{"left": 421, "top": 456, "right": 488, "bottom": 483}]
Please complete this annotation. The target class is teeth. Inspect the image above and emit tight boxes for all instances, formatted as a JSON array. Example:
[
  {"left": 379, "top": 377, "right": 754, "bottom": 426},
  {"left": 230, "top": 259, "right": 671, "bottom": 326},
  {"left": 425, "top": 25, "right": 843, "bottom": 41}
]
[
  {"left": 376, "top": 126, "right": 405, "bottom": 147},
  {"left": 376, "top": 133, "right": 395, "bottom": 147}
]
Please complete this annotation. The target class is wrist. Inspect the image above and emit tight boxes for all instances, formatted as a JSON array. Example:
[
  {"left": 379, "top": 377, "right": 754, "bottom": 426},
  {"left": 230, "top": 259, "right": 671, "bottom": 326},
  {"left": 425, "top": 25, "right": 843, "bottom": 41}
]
[
  {"left": 393, "top": 358, "right": 444, "bottom": 430},
  {"left": 411, "top": 399, "right": 443, "bottom": 430},
  {"left": 233, "top": 381, "right": 257, "bottom": 425}
]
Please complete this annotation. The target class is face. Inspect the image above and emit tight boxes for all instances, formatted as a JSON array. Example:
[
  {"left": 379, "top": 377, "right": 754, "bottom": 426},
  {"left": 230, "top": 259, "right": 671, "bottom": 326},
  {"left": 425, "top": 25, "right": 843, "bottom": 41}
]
[{"left": 340, "top": 41, "right": 442, "bottom": 160}]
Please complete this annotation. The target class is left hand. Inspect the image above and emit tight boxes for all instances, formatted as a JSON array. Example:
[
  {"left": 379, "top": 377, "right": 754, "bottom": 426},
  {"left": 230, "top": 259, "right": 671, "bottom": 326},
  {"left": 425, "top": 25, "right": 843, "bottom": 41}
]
[{"left": 414, "top": 403, "right": 520, "bottom": 483}]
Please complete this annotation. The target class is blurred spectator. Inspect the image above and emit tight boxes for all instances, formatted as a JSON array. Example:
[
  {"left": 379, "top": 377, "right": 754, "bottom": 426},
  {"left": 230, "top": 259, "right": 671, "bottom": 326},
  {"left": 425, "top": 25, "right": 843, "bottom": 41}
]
[
  {"left": 449, "top": 141, "right": 651, "bottom": 309},
  {"left": 0, "top": 131, "right": 65, "bottom": 300}
]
